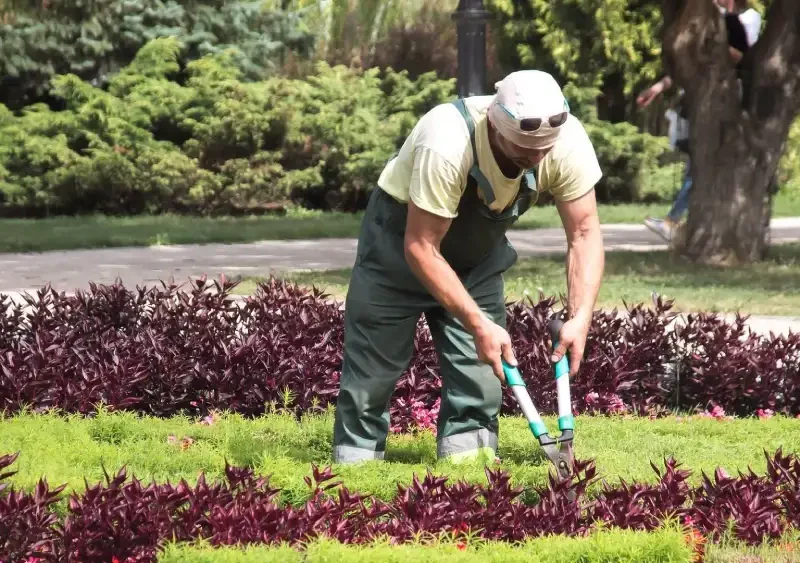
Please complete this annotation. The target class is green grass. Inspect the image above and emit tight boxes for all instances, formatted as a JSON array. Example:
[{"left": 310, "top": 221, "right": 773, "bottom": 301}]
[
  {"left": 236, "top": 242, "right": 800, "bottom": 316},
  {"left": 157, "top": 527, "right": 694, "bottom": 562},
  {"left": 2, "top": 409, "right": 798, "bottom": 506},
  {"left": 704, "top": 532, "right": 800, "bottom": 562},
  {"left": 2, "top": 193, "right": 798, "bottom": 253}
]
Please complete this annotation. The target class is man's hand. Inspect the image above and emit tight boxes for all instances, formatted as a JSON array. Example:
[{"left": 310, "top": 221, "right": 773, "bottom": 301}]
[
  {"left": 636, "top": 76, "right": 672, "bottom": 108},
  {"left": 550, "top": 315, "right": 591, "bottom": 377},
  {"left": 472, "top": 315, "right": 516, "bottom": 382},
  {"left": 555, "top": 188, "right": 604, "bottom": 378},
  {"left": 636, "top": 86, "right": 660, "bottom": 108}
]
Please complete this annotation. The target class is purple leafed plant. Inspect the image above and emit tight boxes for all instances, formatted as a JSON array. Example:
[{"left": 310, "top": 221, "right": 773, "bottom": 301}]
[
  {"left": 0, "top": 277, "right": 798, "bottom": 428},
  {"left": 0, "top": 453, "right": 64, "bottom": 563},
  {"left": 2, "top": 449, "right": 800, "bottom": 562}
]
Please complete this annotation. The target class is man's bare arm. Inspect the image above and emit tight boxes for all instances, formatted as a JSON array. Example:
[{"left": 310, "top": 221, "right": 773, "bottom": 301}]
[
  {"left": 552, "top": 188, "right": 605, "bottom": 375},
  {"left": 404, "top": 201, "right": 483, "bottom": 331},
  {"left": 404, "top": 200, "right": 515, "bottom": 380}
]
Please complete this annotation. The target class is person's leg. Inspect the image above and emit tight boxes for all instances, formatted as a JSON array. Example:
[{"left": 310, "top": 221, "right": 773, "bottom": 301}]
[
  {"left": 645, "top": 158, "right": 692, "bottom": 242},
  {"left": 425, "top": 254, "right": 509, "bottom": 463},
  {"left": 333, "top": 187, "right": 431, "bottom": 463},
  {"left": 332, "top": 268, "right": 421, "bottom": 462},
  {"left": 666, "top": 157, "right": 693, "bottom": 223}
]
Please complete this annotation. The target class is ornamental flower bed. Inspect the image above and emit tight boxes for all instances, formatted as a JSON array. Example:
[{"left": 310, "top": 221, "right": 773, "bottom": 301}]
[
  {"left": 0, "top": 277, "right": 798, "bottom": 429},
  {"left": 2, "top": 449, "right": 800, "bottom": 562}
]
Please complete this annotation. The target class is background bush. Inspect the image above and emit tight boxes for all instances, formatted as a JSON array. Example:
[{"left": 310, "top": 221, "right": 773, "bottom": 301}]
[
  {"left": 0, "top": 38, "right": 455, "bottom": 216},
  {"left": 1, "top": 0, "right": 797, "bottom": 216},
  {"left": 0, "top": 0, "right": 316, "bottom": 109},
  {"left": 0, "top": 38, "right": 676, "bottom": 217}
]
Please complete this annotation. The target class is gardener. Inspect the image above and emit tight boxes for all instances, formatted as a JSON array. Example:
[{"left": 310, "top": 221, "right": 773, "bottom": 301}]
[{"left": 332, "top": 70, "right": 605, "bottom": 464}]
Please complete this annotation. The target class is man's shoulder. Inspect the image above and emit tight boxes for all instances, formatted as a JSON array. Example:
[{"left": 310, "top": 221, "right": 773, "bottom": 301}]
[
  {"left": 412, "top": 99, "right": 476, "bottom": 166},
  {"left": 418, "top": 96, "right": 494, "bottom": 127}
]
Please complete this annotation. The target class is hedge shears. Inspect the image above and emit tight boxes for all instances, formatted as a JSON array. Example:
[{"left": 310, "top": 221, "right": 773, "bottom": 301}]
[{"left": 502, "top": 311, "right": 575, "bottom": 482}]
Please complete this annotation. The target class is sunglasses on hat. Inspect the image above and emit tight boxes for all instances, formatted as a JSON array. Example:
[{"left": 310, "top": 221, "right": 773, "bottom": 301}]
[{"left": 497, "top": 102, "right": 570, "bottom": 132}]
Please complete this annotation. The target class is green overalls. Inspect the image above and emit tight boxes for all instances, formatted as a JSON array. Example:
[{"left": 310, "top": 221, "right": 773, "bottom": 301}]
[{"left": 332, "top": 98, "right": 537, "bottom": 464}]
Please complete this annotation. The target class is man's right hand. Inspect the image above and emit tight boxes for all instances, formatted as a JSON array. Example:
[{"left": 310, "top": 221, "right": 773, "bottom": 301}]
[{"left": 471, "top": 316, "right": 516, "bottom": 382}]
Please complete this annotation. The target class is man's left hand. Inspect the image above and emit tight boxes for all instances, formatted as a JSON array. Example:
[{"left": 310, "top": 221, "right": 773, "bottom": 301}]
[{"left": 550, "top": 314, "right": 591, "bottom": 378}]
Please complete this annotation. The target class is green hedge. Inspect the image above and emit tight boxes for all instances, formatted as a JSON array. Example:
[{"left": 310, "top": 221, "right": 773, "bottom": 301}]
[
  {"left": 0, "top": 0, "right": 316, "bottom": 108},
  {"left": 0, "top": 37, "right": 678, "bottom": 218},
  {"left": 0, "top": 37, "right": 455, "bottom": 216},
  {"left": 157, "top": 528, "right": 694, "bottom": 562}
]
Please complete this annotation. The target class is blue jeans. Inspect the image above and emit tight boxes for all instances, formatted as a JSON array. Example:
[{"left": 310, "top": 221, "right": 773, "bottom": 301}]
[{"left": 667, "top": 158, "right": 692, "bottom": 223}]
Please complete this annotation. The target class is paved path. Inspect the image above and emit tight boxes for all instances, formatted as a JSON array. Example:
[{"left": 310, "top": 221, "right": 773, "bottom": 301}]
[
  {"left": 2, "top": 218, "right": 800, "bottom": 296},
  {"left": 2, "top": 218, "right": 800, "bottom": 336}
]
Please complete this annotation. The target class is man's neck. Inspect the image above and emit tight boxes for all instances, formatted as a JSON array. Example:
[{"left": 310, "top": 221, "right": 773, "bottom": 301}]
[{"left": 486, "top": 120, "right": 521, "bottom": 179}]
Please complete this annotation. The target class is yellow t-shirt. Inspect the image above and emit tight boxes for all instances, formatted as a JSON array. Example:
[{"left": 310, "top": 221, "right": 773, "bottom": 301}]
[{"left": 377, "top": 95, "right": 602, "bottom": 218}]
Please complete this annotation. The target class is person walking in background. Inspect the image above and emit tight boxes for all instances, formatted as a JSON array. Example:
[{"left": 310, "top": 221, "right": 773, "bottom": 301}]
[{"left": 639, "top": 0, "right": 761, "bottom": 243}]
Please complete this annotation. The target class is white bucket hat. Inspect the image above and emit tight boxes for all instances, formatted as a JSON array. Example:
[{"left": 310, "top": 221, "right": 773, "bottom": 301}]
[{"left": 488, "top": 70, "right": 570, "bottom": 150}]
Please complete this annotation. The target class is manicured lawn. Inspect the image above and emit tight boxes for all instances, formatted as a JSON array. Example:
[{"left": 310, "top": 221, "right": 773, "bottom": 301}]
[
  {"left": 156, "top": 529, "right": 694, "bottom": 562},
  {"left": 3, "top": 411, "right": 798, "bottom": 561},
  {"left": 1, "top": 193, "right": 797, "bottom": 253},
  {"left": 2, "top": 409, "right": 798, "bottom": 503},
  {"left": 236, "top": 242, "right": 800, "bottom": 316}
]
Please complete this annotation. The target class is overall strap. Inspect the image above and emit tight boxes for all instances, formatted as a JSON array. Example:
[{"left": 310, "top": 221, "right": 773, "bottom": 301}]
[{"left": 452, "top": 99, "right": 496, "bottom": 205}]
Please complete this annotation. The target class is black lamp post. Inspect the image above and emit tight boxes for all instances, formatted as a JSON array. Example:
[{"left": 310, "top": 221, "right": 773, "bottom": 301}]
[{"left": 452, "top": 0, "right": 491, "bottom": 98}]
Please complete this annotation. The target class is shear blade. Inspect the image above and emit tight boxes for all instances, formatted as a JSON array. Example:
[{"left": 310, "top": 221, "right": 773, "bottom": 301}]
[
  {"left": 542, "top": 442, "right": 574, "bottom": 481},
  {"left": 542, "top": 442, "right": 577, "bottom": 502}
]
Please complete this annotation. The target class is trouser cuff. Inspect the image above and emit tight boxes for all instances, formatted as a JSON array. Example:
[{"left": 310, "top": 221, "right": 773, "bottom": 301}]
[
  {"left": 437, "top": 428, "right": 498, "bottom": 459},
  {"left": 333, "top": 445, "right": 385, "bottom": 464}
]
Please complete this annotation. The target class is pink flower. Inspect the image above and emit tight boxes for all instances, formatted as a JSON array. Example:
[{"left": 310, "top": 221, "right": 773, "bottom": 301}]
[
  {"left": 684, "top": 515, "right": 695, "bottom": 527},
  {"left": 757, "top": 408, "right": 774, "bottom": 420},
  {"left": 199, "top": 411, "right": 220, "bottom": 426},
  {"left": 700, "top": 405, "right": 728, "bottom": 420},
  {"left": 167, "top": 435, "right": 178, "bottom": 445}
]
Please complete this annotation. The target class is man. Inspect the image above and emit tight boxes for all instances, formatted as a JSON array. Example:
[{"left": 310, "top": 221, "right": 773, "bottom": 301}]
[
  {"left": 640, "top": 0, "right": 757, "bottom": 242},
  {"left": 332, "top": 70, "right": 605, "bottom": 465}
]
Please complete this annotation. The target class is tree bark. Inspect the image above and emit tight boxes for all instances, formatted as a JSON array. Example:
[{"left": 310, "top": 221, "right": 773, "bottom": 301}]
[{"left": 660, "top": 0, "right": 800, "bottom": 265}]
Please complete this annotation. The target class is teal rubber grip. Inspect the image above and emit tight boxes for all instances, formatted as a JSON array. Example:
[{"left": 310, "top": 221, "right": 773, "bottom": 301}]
[
  {"left": 554, "top": 354, "right": 570, "bottom": 379},
  {"left": 502, "top": 361, "right": 524, "bottom": 386},
  {"left": 548, "top": 315, "right": 570, "bottom": 379},
  {"left": 530, "top": 421, "right": 548, "bottom": 438},
  {"left": 558, "top": 415, "right": 575, "bottom": 431}
]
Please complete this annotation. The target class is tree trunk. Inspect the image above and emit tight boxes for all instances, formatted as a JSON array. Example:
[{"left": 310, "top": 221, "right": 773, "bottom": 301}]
[{"left": 660, "top": 0, "right": 800, "bottom": 265}]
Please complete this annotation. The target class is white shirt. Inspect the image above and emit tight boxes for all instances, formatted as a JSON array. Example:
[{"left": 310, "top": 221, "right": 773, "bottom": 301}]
[{"left": 738, "top": 8, "right": 762, "bottom": 46}]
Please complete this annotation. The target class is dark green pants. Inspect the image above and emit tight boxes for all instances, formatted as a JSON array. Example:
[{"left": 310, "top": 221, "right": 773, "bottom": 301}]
[{"left": 332, "top": 188, "right": 518, "bottom": 463}]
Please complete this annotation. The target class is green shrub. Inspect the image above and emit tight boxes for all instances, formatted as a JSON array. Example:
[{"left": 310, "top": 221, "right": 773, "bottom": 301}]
[
  {"left": 0, "top": 38, "right": 456, "bottom": 216},
  {"left": 0, "top": 35, "right": 683, "bottom": 217},
  {"left": 558, "top": 83, "right": 673, "bottom": 204},
  {"left": 0, "top": 0, "right": 316, "bottom": 108}
]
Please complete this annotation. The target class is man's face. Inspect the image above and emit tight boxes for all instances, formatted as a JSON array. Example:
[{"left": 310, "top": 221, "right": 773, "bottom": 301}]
[{"left": 493, "top": 131, "right": 553, "bottom": 170}]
